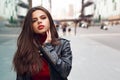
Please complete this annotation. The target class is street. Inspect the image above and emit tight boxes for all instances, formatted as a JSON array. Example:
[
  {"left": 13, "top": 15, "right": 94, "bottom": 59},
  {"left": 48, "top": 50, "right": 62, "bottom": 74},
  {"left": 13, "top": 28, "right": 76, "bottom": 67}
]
[
  {"left": 68, "top": 36, "right": 120, "bottom": 80},
  {"left": 0, "top": 25, "right": 120, "bottom": 80},
  {"left": 59, "top": 25, "right": 120, "bottom": 80}
]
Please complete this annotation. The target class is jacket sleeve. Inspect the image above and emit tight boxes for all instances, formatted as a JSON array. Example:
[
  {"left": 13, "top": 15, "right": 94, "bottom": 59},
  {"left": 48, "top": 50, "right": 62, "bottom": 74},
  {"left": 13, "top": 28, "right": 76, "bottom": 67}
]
[{"left": 39, "top": 39, "right": 72, "bottom": 78}]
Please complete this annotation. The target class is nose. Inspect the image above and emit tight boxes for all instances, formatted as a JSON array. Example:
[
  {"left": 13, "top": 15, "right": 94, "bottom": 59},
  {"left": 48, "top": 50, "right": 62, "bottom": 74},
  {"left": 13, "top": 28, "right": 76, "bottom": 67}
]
[{"left": 38, "top": 19, "right": 42, "bottom": 24}]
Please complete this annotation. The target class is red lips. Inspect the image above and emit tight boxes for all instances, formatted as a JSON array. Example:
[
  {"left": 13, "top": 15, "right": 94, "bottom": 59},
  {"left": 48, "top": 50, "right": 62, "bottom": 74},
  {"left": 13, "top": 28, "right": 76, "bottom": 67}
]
[{"left": 38, "top": 25, "right": 44, "bottom": 30}]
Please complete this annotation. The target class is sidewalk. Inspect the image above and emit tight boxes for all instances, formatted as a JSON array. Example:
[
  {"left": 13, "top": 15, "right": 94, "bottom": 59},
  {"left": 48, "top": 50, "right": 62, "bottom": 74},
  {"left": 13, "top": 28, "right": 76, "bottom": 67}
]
[
  {"left": 0, "top": 26, "right": 120, "bottom": 80},
  {"left": 60, "top": 26, "right": 120, "bottom": 80},
  {"left": 65, "top": 36, "right": 120, "bottom": 80}
]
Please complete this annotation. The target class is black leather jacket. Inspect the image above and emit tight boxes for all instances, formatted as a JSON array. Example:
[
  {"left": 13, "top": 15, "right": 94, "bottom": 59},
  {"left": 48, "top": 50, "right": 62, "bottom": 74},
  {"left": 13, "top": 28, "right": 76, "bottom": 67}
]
[{"left": 16, "top": 38, "right": 72, "bottom": 80}]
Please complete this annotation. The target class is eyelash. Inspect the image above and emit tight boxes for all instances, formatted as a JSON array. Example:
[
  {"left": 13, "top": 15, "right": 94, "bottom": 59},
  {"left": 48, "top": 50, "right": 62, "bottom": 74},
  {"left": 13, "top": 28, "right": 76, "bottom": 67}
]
[
  {"left": 32, "top": 20, "right": 36, "bottom": 23},
  {"left": 41, "top": 16, "right": 46, "bottom": 19},
  {"left": 32, "top": 17, "right": 46, "bottom": 23}
]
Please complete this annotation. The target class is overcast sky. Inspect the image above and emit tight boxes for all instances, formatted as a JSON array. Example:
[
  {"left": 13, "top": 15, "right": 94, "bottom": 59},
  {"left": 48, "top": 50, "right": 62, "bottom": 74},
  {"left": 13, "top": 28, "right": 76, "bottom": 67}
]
[{"left": 32, "top": 0, "right": 82, "bottom": 19}]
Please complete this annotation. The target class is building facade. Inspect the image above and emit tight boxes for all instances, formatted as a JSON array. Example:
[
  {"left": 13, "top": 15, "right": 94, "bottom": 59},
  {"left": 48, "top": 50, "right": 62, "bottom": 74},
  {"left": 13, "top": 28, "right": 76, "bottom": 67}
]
[
  {"left": 0, "top": 0, "right": 29, "bottom": 25},
  {"left": 94, "top": 0, "right": 120, "bottom": 21},
  {"left": 0, "top": 0, "right": 18, "bottom": 20},
  {"left": 17, "top": 0, "right": 29, "bottom": 22}
]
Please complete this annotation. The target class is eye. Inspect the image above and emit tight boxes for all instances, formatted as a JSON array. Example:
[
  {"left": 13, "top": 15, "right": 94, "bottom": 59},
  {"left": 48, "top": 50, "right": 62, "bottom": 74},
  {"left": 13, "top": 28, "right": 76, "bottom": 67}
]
[
  {"left": 40, "top": 15, "right": 46, "bottom": 19},
  {"left": 32, "top": 19, "right": 37, "bottom": 23}
]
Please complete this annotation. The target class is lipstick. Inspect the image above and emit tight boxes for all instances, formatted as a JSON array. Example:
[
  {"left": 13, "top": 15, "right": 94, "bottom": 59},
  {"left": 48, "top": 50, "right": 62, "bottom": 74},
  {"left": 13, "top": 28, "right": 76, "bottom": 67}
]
[{"left": 38, "top": 25, "right": 44, "bottom": 30}]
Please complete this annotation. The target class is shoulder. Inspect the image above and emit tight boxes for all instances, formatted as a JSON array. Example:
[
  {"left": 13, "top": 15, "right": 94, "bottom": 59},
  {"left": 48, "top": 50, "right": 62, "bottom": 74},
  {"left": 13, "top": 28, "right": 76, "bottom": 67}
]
[
  {"left": 58, "top": 38, "right": 71, "bottom": 51},
  {"left": 58, "top": 37, "right": 70, "bottom": 44},
  {"left": 59, "top": 37, "right": 70, "bottom": 42}
]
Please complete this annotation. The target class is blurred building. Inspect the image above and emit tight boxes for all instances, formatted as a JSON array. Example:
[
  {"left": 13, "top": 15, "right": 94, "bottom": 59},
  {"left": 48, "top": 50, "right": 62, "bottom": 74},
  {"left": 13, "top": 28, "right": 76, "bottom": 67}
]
[
  {"left": 78, "top": 0, "right": 94, "bottom": 26},
  {"left": 17, "top": 0, "right": 52, "bottom": 22},
  {"left": 67, "top": 4, "right": 74, "bottom": 18},
  {"left": 0, "top": 0, "right": 18, "bottom": 20},
  {"left": 93, "top": 0, "right": 120, "bottom": 24},
  {"left": 0, "top": 0, "right": 30, "bottom": 26},
  {"left": 17, "top": 0, "right": 29, "bottom": 23}
]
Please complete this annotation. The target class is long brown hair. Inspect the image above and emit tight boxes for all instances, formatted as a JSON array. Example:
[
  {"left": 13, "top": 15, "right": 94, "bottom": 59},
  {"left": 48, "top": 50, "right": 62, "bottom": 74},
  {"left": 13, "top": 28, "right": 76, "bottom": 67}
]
[{"left": 13, "top": 6, "right": 59, "bottom": 75}]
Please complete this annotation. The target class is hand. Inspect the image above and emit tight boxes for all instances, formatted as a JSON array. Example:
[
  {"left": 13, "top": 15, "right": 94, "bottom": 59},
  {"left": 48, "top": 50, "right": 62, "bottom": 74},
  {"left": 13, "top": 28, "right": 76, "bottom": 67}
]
[{"left": 44, "top": 29, "right": 52, "bottom": 43}]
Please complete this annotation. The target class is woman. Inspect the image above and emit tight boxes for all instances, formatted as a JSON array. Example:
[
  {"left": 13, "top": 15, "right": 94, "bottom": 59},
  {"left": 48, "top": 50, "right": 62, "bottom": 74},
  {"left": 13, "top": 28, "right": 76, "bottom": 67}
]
[{"left": 13, "top": 6, "right": 72, "bottom": 80}]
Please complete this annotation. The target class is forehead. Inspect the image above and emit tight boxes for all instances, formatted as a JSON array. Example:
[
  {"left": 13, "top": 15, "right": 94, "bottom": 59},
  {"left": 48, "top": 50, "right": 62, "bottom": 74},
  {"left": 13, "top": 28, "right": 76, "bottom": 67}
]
[{"left": 32, "top": 10, "right": 47, "bottom": 18}]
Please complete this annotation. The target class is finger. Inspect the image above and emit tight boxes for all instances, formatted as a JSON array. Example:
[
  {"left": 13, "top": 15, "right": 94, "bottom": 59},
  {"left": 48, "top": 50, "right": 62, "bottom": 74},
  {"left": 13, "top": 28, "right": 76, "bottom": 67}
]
[
  {"left": 45, "top": 30, "right": 51, "bottom": 43},
  {"left": 48, "top": 29, "right": 51, "bottom": 37},
  {"left": 46, "top": 30, "right": 51, "bottom": 37},
  {"left": 46, "top": 30, "right": 49, "bottom": 36},
  {"left": 46, "top": 30, "right": 50, "bottom": 40}
]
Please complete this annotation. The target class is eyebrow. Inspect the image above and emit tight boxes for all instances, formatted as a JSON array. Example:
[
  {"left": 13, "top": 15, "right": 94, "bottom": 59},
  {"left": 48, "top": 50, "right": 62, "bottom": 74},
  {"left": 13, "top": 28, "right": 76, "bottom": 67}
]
[{"left": 32, "top": 14, "right": 46, "bottom": 19}]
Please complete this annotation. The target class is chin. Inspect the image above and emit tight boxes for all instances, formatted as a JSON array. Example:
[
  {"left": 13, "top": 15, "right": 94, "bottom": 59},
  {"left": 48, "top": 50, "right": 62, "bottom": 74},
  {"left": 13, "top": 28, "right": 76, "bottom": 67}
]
[
  {"left": 36, "top": 29, "right": 48, "bottom": 34},
  {"left": 37, "top": 31, "right": 46, "bottom": 34}
]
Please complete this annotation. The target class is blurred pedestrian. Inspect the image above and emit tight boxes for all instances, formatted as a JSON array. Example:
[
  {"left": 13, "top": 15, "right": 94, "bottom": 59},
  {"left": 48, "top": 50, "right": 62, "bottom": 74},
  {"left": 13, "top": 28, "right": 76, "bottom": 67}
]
[
  {"left": 55, "top": 24, "right": 59, "bottom": 31},
  {"left": 62, "top": 23, "right": 67, "bottom": 35},
  {"left": 68, "top": 27, "right": 71, "bottom": 35},
  {"left": 100, "top": 23, "right": 108, "bottom": 30},
  {"left": 13, "top": 6, "right": 72, "bottom": 80},
  {"left": 68, "top": 28, "right": 71, "bottom": 33}
]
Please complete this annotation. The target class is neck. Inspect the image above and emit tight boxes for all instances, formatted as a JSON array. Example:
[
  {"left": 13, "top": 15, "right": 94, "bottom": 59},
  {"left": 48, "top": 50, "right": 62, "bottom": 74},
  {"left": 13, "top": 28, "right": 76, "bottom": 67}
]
[{"left": 39, "top": 33, "right": 47, "bottom": 45}]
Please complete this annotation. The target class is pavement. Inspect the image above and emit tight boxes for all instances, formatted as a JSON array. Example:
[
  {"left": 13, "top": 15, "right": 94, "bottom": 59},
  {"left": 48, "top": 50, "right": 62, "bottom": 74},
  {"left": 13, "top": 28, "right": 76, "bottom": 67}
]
[
  {"left": 59, "top": 25, "right": 120, "bottom": 80},
  {"left": 66, "top": 36, "right": 120, "bottom": 80},
  {"left": 0, "top": 25, "right": 120, "bottom": 80}
]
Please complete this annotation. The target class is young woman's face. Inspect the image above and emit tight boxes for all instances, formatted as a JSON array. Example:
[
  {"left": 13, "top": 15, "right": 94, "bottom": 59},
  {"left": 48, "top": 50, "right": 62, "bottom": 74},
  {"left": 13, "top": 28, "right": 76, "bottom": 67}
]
[{"left": 32, "top": 10, "right": 50, "bottom": 34}]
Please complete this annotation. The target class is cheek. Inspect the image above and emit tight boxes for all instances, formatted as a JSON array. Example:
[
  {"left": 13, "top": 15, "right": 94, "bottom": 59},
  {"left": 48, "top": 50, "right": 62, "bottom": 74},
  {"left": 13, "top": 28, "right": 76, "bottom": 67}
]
[
  {"left": 47, "top": 24, "right": 50, "bottom": 29},
  {"left": 32, "top": 24, "right": 37, "bottom": 32},
  {"left": 46, "top": 20, "right": 50, "bottom": 29},
  {"left": 45, "top": 24, "right": 50, "bottom": 31}
]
